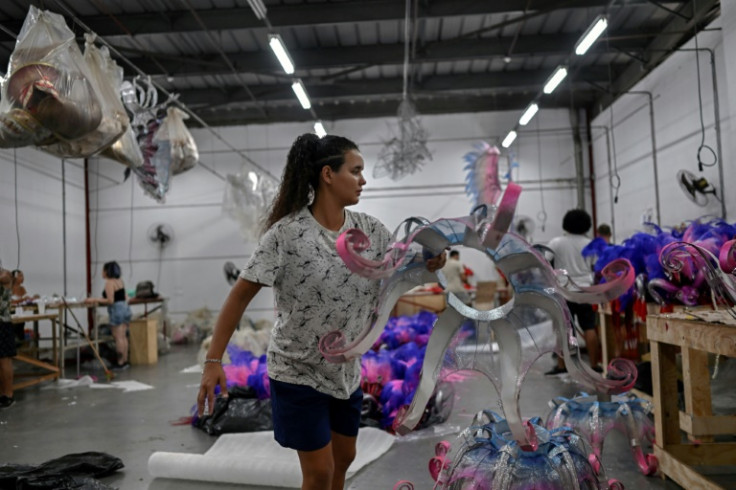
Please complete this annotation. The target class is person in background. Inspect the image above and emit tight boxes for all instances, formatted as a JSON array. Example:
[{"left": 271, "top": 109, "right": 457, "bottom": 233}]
[
  {"left": 545, "top": 209, "right": 602, "bottom": 375},
  {"left": 0, "top": 265, "right": 16, "bottom": 408},
  {"left": 198, "top": 133, "right": 446, "bottom": 490},
  {"left": 596, "top": 223, "right": 612, "bottom": 244},
  {"left": 10, "top": 269, "right": 38, "bottom": 342},
  {"left": 441, "top": 249, "right": 471, "bottom": 304},
  {"left": 85, "top": 261, "right": 132, "bottom": 370}
]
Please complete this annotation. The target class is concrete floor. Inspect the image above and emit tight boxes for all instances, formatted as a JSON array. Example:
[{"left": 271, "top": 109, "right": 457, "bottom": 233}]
[{"left": 0, "top": 342, "right": 712, "bottom": 489}]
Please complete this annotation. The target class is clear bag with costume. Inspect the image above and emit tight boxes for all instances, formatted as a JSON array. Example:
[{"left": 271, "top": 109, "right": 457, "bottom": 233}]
[
  {"left": 154, "top": 106, "right": 198, "bottom": 175},
  {"left": 0, "top": 6, "right": 102, "bottom": 148},
  {"left": 42, "top": 34, "right": 129, "bottom": 158}
]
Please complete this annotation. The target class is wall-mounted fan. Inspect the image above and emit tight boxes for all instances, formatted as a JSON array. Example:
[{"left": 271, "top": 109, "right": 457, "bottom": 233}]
[
  {"left": 147, "top": 223, "right": 174, "bottom": 249},
  {"left": 514, "top": 215, "right": 536, "bottom": 242},
  {"left": 677, "top": 169, "right": 717, "bottom": 207},
  {"left": 224, "top": 261, "right": 240, "bottom": 285}
]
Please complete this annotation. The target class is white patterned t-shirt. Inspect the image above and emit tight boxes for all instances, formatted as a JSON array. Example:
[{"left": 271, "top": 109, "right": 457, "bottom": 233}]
[{"left": 240, "top": 207, "right": 392, "bottom": 399}]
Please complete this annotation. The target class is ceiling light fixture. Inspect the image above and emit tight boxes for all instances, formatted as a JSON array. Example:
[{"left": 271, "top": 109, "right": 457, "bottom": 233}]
[
  {"left": 543, "top": 66, "right": 568, "bottom": 94},
  {"left": 314, "top": 121, "right": 327, "bottom": 137},
  {"left": 518, "top": 102, "right": 539, "bottom": 126},
  {"left": 246, "top": 0, "right": 267, "bottom": 20},
  {"left": 291, "top": 79, "right": 312, "bottom": 109},
  {"left": 269, "top": 34, "right": 295, "bottom": 74},
  {"left": 575, "top": 15, "right": 608, "bottom": 55},
  {"left": 501, "top": 130, "right": 517, "bottom": 148}
]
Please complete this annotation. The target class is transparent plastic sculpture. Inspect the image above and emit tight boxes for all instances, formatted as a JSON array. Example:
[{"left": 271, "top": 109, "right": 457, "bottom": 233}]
[
  {"left": 223, "top": 166, "right": 277, "bottom": 241},
  {"left": 324, "top": 182, "right": 637, "bottom": 456},
  {"left": 428, "top": 412, "right": 624, "bottom": 490},
  {"left": 546, "top": 392, "right": 657, "bottom": 476}
]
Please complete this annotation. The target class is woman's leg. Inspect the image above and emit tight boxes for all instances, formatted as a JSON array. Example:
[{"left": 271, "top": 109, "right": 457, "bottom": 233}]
[
  {"left": 330, "top": 431, "right": 357, "bottom": 490},
  {"left": 0, "top": 356, "right": 13, "bottom": 397},
  {"left": 110, "top": 324, "right": 129, "bottom": 365},
  {"left": 297, "top": 443, "right": 334, "bottom": 490}
]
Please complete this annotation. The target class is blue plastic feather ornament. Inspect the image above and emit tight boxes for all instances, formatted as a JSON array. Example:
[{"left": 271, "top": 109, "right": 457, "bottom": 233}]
[{"left": 463, "top": 143, "right": 503, "bottom": 207}]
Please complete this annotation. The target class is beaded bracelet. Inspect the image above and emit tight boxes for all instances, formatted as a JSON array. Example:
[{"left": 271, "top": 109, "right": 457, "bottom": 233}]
[{"left": 203, "top": 358, "right": 222, "bottom": 365}]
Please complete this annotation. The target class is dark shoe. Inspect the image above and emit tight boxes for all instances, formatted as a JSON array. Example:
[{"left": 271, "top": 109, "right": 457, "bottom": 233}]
[
  {"left": 545, "top": 366, "right": 567, "bottom": 376},
  {"left": 112, "top": 362, "right": 130, "bottom": 371},
  {"left": 0, "top": 396, "right": 15, "bottom": 408},
  {"left": 592, "top": 365, "right": 604, "bottom": 373}
]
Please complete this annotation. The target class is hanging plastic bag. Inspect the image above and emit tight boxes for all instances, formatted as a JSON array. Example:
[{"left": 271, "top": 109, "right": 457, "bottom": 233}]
[
  {"left": 42, "top": 34, "right": 129, "bottom": 158},
  {"left": 0, "top": 6, "right": 102, "bottom": 148},
  {"left": 155, "top": 106, "right": 198, "bottom": 175}
]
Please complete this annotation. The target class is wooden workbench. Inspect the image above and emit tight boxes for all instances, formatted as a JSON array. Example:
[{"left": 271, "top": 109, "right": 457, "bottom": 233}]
[
  {"left": 647, "top": 311, "right": 736, "bottom": 489},
  {"left": 11, "top": 312, "right": 60, "bottom": 390}
]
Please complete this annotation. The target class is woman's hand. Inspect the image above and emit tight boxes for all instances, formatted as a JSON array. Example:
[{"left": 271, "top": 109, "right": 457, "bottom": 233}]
[
  {"left": 84, "top": 297, "right": 97, "bottom": 305},
  {"left": 425, "top": 251, "right": 447, "bottom": 273},
  {"left": 197, "top": 362, "right": 228, "bottom": 417}
]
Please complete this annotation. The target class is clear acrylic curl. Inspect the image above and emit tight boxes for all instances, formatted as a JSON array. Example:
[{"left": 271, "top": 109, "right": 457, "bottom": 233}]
[
  {"left": 651, "top": 240, "right": 736, "bottom": 318},
  {"left": 325, "top": 183, "right": 637, "bottom": 454}
]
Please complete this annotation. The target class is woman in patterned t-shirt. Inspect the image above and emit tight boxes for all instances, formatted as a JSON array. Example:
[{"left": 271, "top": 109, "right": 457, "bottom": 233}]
[{"left": 198, "top": 133, "right": 445, "bottom": 490}]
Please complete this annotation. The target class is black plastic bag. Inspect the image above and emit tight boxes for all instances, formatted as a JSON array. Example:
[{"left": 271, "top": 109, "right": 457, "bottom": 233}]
[
  {"left": 195, "top": 386, "right": 273, "bottom": 435},
  {"left": 0, "top": 451, "right": 123, "bottom": 490}
]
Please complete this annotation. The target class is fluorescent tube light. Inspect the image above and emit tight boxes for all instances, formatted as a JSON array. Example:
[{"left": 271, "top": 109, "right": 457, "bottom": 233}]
[
  {"left": 247, "top": 0, "right": 267, "bottom": 20},
  {"left": 518, "top": 102, "right": 539, "bottom": 126},
  {"left": 291, "top": 79, "right": 311, "bottom": 109},
  {"left": 501, "top": 130, "right": 517, "bottom": 148},
  {"left": 314, "top": 121, "right": 327, "bottom": 138},
  {"left": 269, "top": 34, "right": 295, "bottom": 74},
  {"left": 543, "top": 66, "right": 567, "bottom": 94},
  {"left": 575, "top": 16, "right": 608, "bottom": 55}
]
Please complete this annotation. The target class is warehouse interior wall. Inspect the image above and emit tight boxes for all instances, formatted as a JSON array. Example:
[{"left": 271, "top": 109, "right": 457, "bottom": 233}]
[{"left": 590, "top": 16, "right": 733, "bottom": 243}]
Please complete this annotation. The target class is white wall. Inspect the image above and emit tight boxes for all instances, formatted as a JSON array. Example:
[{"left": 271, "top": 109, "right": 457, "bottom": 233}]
[
  {"left": 0, "top": 148, "right": 87, "bottom": 300},
  {"left": 87, "top": 108, "right": 586, "bottom": 322},
  {"left": 591, "top": 18, "right": 732, "bottom": 242}
]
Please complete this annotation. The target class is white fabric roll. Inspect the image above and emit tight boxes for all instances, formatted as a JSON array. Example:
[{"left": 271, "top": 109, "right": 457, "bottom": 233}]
[{"left": 148, "top": 427, "right": 395, "bottom": 487}]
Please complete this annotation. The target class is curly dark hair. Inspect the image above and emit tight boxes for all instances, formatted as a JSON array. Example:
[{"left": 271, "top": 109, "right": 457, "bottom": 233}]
[
  {"left": 263, "top": 133, "right": 359, "bottom": 231},
  {"left": 562, "top": 209, "right": 592, "bottom": 235},
  {"left": 103, "top": 261, "right": 122, "bottom": 279}
]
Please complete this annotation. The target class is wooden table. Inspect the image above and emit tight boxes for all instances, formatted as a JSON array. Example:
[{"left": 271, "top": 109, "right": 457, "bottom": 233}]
[
  {"left": 128, "top": 296, "right": 168, "bottom": 337},
  {"left": 647, "top": 311, "right": 736, "bottom": 489},
  {"left": 10, "top": 313, "right": 61, "bottom": 390},
  {"left": 47, "top": 301, "right": 104, "bottom": 377}
]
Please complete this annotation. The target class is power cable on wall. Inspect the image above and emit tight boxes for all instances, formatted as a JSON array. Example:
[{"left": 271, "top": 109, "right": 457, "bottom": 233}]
[{"left": 692, "top": 16, "right": 717, "bottom": 172}]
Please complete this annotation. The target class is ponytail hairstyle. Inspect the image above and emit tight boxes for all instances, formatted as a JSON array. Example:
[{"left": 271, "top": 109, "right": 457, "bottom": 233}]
[
  {"left": 263, "top": 133, "right": 359, "bottom": 231},
  {"left": 103, "top": 261, "right": 122, "bottom": 279}
]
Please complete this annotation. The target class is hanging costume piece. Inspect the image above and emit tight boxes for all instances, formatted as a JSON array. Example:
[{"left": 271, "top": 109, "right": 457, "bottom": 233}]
[
  {"left": 223, "top": 166, "right": 277, "bottom": 241},
  {"left": 374, "top": 99, "right": 432, "bottom": 181},
  {"left": 0, "top": 6, "right": 102, "bottom": 149},
  {"left": 41, "top": 34, "right": 129, "bottom": 158},
  {"left": 463, "top": 143, "right": 504, "bottom": 208}
]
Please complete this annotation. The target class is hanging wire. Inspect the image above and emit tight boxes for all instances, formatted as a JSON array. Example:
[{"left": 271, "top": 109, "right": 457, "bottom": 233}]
[
  {"left": 691, "top": 2, "right": 717, "bottom": 172},
  {"left": 402, "top": 0, "right": 410, "bottom": 100},
  {"left": 13, "top": 149, "right": 21, "bottom": 269},
  {"left": 535, "top": 118, "right": 547, "bottom": 232}
]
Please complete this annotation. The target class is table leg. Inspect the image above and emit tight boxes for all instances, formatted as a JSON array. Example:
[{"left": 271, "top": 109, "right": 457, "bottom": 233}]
[
  {"left": 682, "top": 347, "right": 714, "bottom": 443},
  {"left": 651, "top": 339, "right": 682, "bottom": 447}
]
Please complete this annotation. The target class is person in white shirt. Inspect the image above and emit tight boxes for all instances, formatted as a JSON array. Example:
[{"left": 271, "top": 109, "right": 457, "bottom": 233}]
[
  {"left": 441, "top": 250, "right": 470, "bottom": 304},
  {"left": 545, "top": 209, "right": 602, "bottom": 375}
]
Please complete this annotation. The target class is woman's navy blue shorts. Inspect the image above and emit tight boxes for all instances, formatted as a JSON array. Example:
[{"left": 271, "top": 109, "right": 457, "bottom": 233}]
[{"left": 269, "top": 378, "right": 363, "bottom": 452}]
